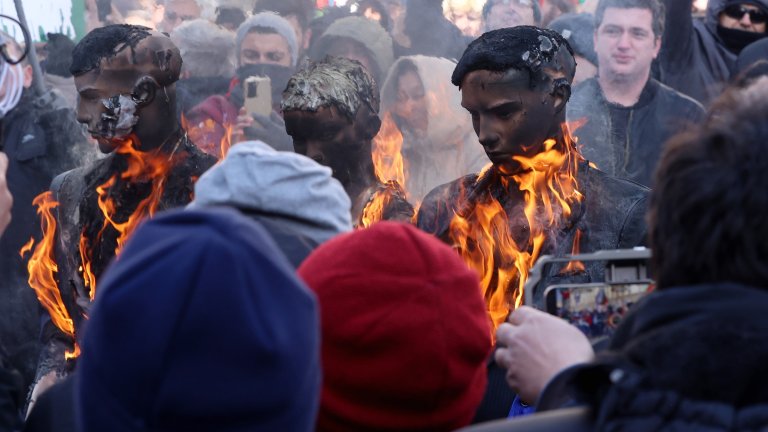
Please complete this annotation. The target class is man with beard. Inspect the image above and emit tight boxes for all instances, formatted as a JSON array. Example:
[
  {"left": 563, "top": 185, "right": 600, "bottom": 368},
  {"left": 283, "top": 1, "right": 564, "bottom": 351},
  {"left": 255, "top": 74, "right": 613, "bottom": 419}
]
[
  {"left": 415, "top": 27, "right": 647, "bottom": 419},
  {"left": 659, "top": 0, "right": 768, "bottom": 103},
  {"left": 282, "top": 57, "right": 413, "bottom": 227},
  {"left": 29, "top": 24, "right": 215, "bottom": 403}
]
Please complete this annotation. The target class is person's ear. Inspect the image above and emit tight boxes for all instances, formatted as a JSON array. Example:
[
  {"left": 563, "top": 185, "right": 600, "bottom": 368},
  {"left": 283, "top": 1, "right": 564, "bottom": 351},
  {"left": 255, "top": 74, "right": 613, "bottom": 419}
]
[
  {"left": 551, "top": 78, "right": 571, "bottom": 114},
  {"left": 21, "top": 65, "right": 32, "bottom": 89},
  {"left": 653, "top": 35, "right": 661, "bottom": 59},
  {"left": 131, "top": 76, "right": 159, "bottom": 107}
]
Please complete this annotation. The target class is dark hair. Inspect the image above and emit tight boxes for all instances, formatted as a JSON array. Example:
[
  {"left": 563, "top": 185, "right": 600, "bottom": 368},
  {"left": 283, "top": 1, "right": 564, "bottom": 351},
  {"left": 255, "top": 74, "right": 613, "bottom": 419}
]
[
  {"left": 649, "top": 80, "right": 768, "bottom": 289},
  {"left": 70, "top": 24, "right": 152, "bottom": 76},
  {"left": 356, "top": 0, "right": 392, "bottom": 31},
  {"left": 482, "top": 0, "right": 542, "bottom": 26},
  {"left": 44, "top": 33, "right": 75, "bottom": 78},
  {"left": 216, "top": 7, "right": 247, "bottom": 29},
  {"left": 595, "top": 0, "right": 665, "bottom": 37},
  {"left": 253, "top": 0, "right": 313, "bottom": 29},
  {"left": 451, "top": 26, "right": 575, "bottom": 88}
]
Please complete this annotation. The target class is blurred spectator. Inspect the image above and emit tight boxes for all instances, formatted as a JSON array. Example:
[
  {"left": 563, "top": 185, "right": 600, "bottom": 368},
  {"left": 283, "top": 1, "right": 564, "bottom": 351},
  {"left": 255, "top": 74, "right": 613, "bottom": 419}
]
[
  {"left": 187, "top": 13, "right": 298, "bottom": 153},
  {"left": 310, "top": 16, "right": 394, "bottom": 85},
  {"left": 548, "top": 13, "right": 598, "bottom": 85},
  {"left": 541, "top": 0, "right": 577, "bottom": 26},
  {"left": 306, "top": 7, "right": 354, "bottom": 57},
  {"left": 253, "top": 0, "right": 315, "bottom": 60},
  {"left": 171, "top": 19, "right": 236, "bottom": 115},
  {"left": 659, "top": 0, "right": 768, "bottom": 104},
  {"left": 0, "top": 32, "right": 91, "bottom": 394},
  {"left": 298, "top": 222, "right": 491, "bottom": 431},
  {"left": 354, "top": 0, "right": 393, "bottom": 31},
  {"left": 443, "top": 0, "right": 485, "bottom": 37},
  {"left": 402, "top": 0, "right": 469, "bottom": 59},
  {"left": 189, "top": 140, "right": 353, "bottom": 266},
  {"left": 567, "top": 0, "right": 705, "bottom": 187},
  {"left": 236, "top": 12, "right": 299, "bottom": 68},
  {"left": 159, "top": 0, "right": 203, "bottom": 32},
  {"left": 482, "top": 0, "right": 541, "bottom": 31},
  {"left": 41, "top": 33, "right": 77, "bottom": 109},
  {"left": 282, "top": 57, "right": 414, "bottom": 226},
  {"left": 77, "top": 208, "right": 321, "bottom": 432},
  {"left": 381, "top": 55, "right": 489, "bottom": 202},
  {"left": 215, "top": 0, "right": 248, "bottom": 30}
]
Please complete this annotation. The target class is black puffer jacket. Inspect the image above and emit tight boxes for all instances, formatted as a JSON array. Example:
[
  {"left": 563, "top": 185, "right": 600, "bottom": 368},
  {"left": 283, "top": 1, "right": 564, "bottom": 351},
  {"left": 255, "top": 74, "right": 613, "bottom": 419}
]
[
  {"left": 567, "top": 78, "right": 705, "bottom": 187},
  {"left": 539, "top": 283, "right": 768, "bottom": 431},
  {"left": 659, "top": 0, "right": 768, "bottom": 104}
]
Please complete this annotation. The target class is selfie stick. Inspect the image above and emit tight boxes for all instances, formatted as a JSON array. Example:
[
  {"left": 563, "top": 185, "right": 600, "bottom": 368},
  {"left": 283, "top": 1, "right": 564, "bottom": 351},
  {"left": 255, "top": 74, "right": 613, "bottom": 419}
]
[{"left": 10, "top": 0, "right": 47, "bottom": 99}]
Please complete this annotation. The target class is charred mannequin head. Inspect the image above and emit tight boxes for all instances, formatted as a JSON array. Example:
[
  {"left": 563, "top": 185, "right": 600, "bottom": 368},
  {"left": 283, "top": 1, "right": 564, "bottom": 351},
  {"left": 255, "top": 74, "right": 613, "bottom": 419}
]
[
  {"left": 452, "top": 26, "right": 576, "bottom": 175},
  {"left": 71, "top": 25, "right": 183, "bottom": 153},
  {"left": 282, "top": 56, "right": 381, "bottom": 188}
]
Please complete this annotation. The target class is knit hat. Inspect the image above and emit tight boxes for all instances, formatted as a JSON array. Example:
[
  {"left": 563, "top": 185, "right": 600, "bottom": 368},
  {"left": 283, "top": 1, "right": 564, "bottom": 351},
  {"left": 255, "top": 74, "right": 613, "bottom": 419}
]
[
  {"left": 298, "top": 222, "right": 491, "bottom": 432},
  {"left": 235, "top": 12, "right": 299, "bottom": 67},
  {"left": 77, "top": 208, "right": 321, "bottom": 432},
  {"left": 311, "top": 16, "right": 395, "bottom": 84},
  {"left": 189, "top": 140, "right": 353, "bottom": 245},
  {"left": 549, "top": 13, "right": 598, "bottom": 66}
]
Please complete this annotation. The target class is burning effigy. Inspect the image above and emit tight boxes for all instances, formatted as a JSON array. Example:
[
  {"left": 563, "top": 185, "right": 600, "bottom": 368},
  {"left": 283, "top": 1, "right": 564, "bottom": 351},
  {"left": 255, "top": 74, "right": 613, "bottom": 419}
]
[
  {"left": 415, "top": 27, "right": 649, "bottom": 336},
  {"left": 282, "top": 56, "right": 414, "bottom": 228},
  {"left": 20, "top": 25, "right": 216, "bottom": 388}
]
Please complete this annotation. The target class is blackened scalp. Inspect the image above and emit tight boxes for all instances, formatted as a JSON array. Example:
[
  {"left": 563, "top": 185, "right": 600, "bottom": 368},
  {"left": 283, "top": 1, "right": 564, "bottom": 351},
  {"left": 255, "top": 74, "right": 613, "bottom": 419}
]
[
  {"left": 70, "top": 24, "right": 153, "bottom": 76},
  {"left": 451, "top": 26, "right": 575, "bottom": 88}
]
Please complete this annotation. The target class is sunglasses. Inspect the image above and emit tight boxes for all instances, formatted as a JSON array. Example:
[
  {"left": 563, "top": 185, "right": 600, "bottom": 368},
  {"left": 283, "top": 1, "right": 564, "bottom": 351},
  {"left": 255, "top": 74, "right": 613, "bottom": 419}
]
[{"left": 723, "top": 4, "right": 768, "bottom": 24}]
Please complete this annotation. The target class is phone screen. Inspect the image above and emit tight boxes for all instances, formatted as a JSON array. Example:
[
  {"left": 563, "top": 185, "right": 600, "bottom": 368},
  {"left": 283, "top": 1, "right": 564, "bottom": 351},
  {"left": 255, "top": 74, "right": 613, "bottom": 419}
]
[{"left": 544, "top": 283, "right": 654, "bottom": 340}]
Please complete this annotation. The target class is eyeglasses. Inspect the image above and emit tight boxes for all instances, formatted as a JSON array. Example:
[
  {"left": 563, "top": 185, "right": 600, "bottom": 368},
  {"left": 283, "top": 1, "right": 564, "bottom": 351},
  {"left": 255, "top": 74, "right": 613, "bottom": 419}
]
[{"left": 723, "top": 4, "right": 768, "bottom": 24}]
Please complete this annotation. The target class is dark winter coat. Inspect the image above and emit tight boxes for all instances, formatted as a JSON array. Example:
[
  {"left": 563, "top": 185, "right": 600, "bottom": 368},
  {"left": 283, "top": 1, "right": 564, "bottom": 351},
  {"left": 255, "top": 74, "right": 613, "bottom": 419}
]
[
  {"left": 0, "top": 91, "right": 91, "bottom": 390},
  {"left": 536, "top": 283, "right": 768, "bottom": 431},
  {"left": 567, "top": 78, "right": 705, "bottom": 187},
  {"left": 659, "top": 0, "right": 768, "bottom": 104}
]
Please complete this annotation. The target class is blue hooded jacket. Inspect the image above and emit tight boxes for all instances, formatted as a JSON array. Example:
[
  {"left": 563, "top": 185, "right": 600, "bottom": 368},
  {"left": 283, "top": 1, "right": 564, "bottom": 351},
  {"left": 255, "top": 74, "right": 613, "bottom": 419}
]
[{"left": 75, "top": 208, "right": 321, "bottom": 432}]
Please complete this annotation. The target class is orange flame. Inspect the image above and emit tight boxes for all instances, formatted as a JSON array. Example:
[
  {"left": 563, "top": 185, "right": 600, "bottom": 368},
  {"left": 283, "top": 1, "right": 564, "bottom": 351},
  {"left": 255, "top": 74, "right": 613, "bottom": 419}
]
[
  {"left": 372, "top": 112, "right": 406, "bottom": 189},
  {"left": 360, "top": 112, "right": 412, "bottom": 227},
  {"left": 79, "top": 137, "right": 176, "bottom": 301},
  {"left": 449, "top": 125, "right": 585, "bottom": 335},
  {"left": 182, "top": 114, "right": 234, "bottom": 160},
  {"left": 19, "top": 237, "right": 34, "bottom": 258},
  {"left": 562, "top": 229, "right": 586, "bottom": 274},
  {"left": 21, "top": 192, "right": 79, "bottom": 358}
]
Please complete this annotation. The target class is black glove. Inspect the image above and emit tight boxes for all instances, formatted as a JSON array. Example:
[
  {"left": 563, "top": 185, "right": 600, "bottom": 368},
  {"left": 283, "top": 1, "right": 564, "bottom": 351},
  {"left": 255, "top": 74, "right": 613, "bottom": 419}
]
[{"left": 243, "top": 112, "right": 294, "bottom": 152}]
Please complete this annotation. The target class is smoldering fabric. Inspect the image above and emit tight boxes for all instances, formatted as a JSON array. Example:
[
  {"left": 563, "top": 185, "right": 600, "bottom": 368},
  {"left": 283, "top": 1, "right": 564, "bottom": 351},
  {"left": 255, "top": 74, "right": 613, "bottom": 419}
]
[
  {"left": 451, "top": 26, "right": 575, "bottom": 88},
  {"left": 282, "top": 56, "right": 380, "bottom": 120},
  {"left": 99, "top": 95, "right": 140, "bottom": 139}
]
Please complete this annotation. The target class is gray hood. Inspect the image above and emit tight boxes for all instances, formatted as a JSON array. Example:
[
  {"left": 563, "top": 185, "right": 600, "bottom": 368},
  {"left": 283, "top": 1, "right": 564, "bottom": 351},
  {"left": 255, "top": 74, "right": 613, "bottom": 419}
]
[{"left": 189, "top": 141, "right": 352, "bottom": 244}]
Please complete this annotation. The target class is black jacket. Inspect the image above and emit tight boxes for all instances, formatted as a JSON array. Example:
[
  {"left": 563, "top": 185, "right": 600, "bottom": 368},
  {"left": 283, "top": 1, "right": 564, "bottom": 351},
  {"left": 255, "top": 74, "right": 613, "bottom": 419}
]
[
  {"left": 567, "top": 78, "right": 705, "bottom": 187},
  {"left": 659, "top": 0, "right": 768, "bottom": 104},
  {"left": 0, "top": 91, "right": 90, "bottom": 390},
  {"left": 538, "top": 283, "right": 768, "bottom": 431}
]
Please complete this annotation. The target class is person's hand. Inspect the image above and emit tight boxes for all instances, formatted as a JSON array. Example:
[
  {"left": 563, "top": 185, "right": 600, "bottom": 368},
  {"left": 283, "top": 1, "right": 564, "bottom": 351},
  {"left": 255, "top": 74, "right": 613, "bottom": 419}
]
[
  {"left": 0, "top": 153, "right": 12, "bottom": 238},
  {"left": 244, "top": 112, "right": 294, "bottom": 152},
  {"left": 494, "top": 306, "right": 594, "bottom": 405},
  {"left": 231, "top": 107, "right": 255, "bottom": 144}
]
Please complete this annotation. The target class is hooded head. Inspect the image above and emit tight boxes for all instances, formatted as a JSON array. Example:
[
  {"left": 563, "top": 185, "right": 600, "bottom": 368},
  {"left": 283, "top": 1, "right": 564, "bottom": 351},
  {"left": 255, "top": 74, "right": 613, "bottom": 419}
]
[
  {"left": 77, "top": 208, "right": 321, "bottom": 432},
  {"left": 298, "top": 222, "right": 491, "bottom": 432},
  {"left": 309, "top": 16, "right": 394, "bottom": 86},
  {"left": 235, "top": 12, "right": 299, "bottom": 68},
  {"left": 708, "top": 0, "right": 768, "bottom": 52},
  {"left": 189, "top": 140, "right": 353, "bottom": 244}
]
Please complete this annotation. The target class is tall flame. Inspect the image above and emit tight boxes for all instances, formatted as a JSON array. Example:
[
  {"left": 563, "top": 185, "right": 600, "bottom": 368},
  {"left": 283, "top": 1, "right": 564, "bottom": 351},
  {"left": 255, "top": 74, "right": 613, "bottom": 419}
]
[
  {"left": 22, "top": 137, "right": 179, "bottom": 360},
  {"left": 448, "top": 125, "right": 586, "bottom": 335},
  {"left": 361, "top": 112, "right": 410, "bottom": 228},
  {"left": 79, "top": 137, "right": 176, "bottom": 300},
  {"left": 21, "top": 192, "right": 78, "bottom": 358}
]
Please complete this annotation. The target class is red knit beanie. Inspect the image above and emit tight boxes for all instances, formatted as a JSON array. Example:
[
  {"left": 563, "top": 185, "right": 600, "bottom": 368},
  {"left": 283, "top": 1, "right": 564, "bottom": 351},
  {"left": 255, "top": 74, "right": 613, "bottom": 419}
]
[{"left": 298, "top": 222, "right": 491, "bottom": 432}]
